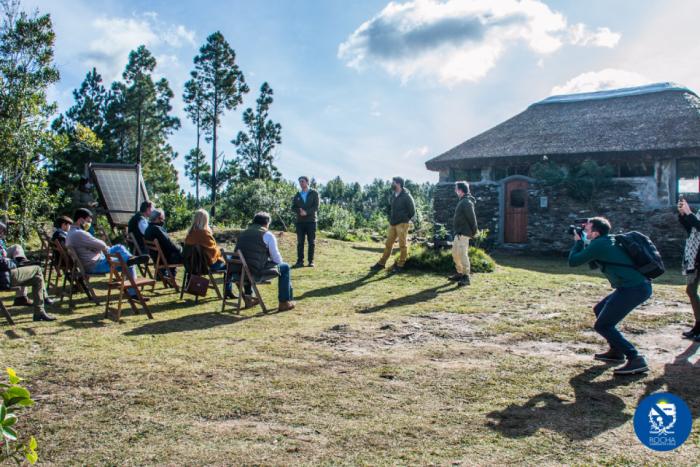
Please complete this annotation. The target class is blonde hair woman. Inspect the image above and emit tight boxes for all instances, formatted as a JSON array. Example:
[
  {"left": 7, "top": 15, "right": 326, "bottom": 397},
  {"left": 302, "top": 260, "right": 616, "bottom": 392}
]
[{"left": 185, "top": 208, "right": 226, "bottom": 272}]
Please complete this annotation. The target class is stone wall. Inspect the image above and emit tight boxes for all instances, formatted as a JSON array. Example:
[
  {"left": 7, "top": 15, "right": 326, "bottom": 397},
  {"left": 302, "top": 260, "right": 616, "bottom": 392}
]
[{"left": 433, "top": 179, "right": 686, "bottom": 263}]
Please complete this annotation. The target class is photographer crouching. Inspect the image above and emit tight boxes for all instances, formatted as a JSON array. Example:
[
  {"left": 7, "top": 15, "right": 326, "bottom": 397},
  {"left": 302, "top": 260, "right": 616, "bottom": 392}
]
[{"left": 568, "top": 217, "right": 651, "bottom": 375}]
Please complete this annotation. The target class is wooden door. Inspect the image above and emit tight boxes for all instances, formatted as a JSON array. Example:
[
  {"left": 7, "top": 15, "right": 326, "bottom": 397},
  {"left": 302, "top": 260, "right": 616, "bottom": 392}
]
[{"left": 504, "top": 180, "right": 528, "bottom": 243}]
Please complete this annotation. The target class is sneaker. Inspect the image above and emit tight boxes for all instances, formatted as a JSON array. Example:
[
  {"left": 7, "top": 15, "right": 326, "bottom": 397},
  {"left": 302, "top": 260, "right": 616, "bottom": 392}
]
[
  {"left": 292, "top": 262, "right": 304, "bottom": 269},
  {"left": 33, "top": 311, "right": 56, "bottom": 322},
  {"left": 370, "top": 263, "right": 384, "bottom": 271},
  {"left": 448, "top": 273, "right": 464, "bottom": 282},
  {"left": 594, "top": 349, "right": 626, "bottom": 363},
  {"left": 307, "top": 262, "right": 315, "bottom": 268},
  {"left": 457, "top": 275, "right": 471, "bottom": 287},
  {"left": 12, "top": 296, "right": 32, "bottom": 307},
  {"left": 390, "top": 265, "right": 405, "bottom": 274},
  {"left": 613, "top": 356, "right": 649, "bottom": 375},
  {"left": 278, "top": 300, "right": 296, "bottom": 312}
]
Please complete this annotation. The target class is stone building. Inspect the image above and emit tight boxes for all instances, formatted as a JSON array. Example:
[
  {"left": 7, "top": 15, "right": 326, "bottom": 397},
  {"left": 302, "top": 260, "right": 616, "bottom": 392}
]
[{"left": 425, "top": 82, "right": 700, "bottom": 261}]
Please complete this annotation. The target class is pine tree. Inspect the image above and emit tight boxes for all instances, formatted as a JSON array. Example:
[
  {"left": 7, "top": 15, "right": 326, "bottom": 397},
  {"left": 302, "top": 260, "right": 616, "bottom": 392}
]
[
  {"left": 183, "top": 74, "right": 208, "bottom": 206},
  {"left": 184, "top": 147, "right": 210, "bottom": 204}
]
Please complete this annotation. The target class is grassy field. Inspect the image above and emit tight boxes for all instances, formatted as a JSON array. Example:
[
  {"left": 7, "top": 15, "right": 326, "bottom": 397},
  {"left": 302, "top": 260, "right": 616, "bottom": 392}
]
[{"left": 2, "top": 232, "right": 699, "bottom": 465}]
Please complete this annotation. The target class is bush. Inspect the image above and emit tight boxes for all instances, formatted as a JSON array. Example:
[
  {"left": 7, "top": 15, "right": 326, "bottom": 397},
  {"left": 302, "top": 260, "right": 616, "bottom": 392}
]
[
  {"left": 154, "top": 191, "right": 194, "bottom": 232},
  {"left": 219, "top": 179, "right": 297, "bottom": 230},
  {"left": 318, "top": 204, "right": 355, "bottom": 240},
  {"left": 403, "top": 245, "right": 495, "bottom": 273}
]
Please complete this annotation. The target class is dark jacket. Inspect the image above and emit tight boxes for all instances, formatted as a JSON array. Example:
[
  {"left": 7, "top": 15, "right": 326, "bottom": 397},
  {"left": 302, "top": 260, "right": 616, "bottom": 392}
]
[
  {"left": 453, "top": 195, "right": 478, "bottom": 237},
  {"left": 389, "top": 189, "right": 416, "bottom": 226},
  {"left": 0, "top": 257, "right": 16, "bottom": 291},
  {"left": 568, "top": 235, "right": 647, "bottom": 288},
  {"left": 144, "top": 222, "right": 183, "bottom": 263},
  {"left": 235, "top": 224, "right": 278, "bottom": 277},
  {"left": 292, "top": 189, "right": 320, "bottom": 223},
  {"left": 128, "top": 213, "right": 147, "bottom": 252},
  {"left": 679, "top": 212, "right": 700, "bottom": 269},
  {"left": 51, "top": 229, "right": 67, "bottom": 245}
]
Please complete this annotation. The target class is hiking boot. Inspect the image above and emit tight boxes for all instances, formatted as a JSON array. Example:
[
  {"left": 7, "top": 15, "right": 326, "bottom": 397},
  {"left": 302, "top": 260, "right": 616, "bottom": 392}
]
[
  {"left": 12, "top": 296, "right": 32, "bottom": 307},
  {"left": 278, "top": 300, "right": 296, "bottom": 312},
  {"left": 457, "top": 275, "right": 471, "bottom": 287},
  {"left": 448, "top": 273, "right": 464, "bottom": 282},
  {"left": 594, "top": 349, "right": 625, "bottom": 363},
  {"left": 370, "top": 263, "right": 384, "bottom": 271},
  {"left": 613, "top": 356, "right": 649, "bottom": 375},
  {"left": 33, "top": 310, "right": 56, "bottom": 322},
  {"left": 292, "top": 262, "right": 304, "bottom": 269},
  {"left": 127, "top": 255, "right": 150, "bottom": 267}
]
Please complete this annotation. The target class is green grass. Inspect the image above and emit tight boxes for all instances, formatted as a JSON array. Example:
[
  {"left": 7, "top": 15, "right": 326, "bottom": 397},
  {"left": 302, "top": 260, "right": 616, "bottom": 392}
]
[{"left": 2, "top": 232, "right": 699, "bottom": 465}]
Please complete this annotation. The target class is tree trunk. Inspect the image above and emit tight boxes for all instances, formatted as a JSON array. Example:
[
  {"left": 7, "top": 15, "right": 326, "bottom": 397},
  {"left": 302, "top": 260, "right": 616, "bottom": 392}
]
[
  {"left": 210, "top": 110, "right": 218, "bottom": 217},
  {"left": 195, "top": 117, "right": 200, "bottom": 207}
]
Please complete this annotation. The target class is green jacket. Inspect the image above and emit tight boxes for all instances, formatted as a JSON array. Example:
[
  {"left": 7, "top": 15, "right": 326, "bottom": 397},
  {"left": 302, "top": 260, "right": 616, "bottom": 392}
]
[
  {"left": 291, "top": 189, "right": 320, "bottom": 223},
  {"left": 389, "top": 189, "right": 416, "bottom": 226},
  {"left": 568, "top": 235, "right": 647, "bottom": 288},
  {"left": 453, "top": 195, "right": 478, "bottom": 237}
]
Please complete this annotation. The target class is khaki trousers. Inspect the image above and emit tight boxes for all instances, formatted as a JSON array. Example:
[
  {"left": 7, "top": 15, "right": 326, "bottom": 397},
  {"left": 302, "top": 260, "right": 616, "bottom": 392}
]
[
  {"left": 452, "top": 235, "right": 471, "bottom": 275},
  {"left": 10, "top": 265, "right": 47, "bottom": 313},
  {"left": 379, "top": 223, "right": 410, "bottom": 267}
]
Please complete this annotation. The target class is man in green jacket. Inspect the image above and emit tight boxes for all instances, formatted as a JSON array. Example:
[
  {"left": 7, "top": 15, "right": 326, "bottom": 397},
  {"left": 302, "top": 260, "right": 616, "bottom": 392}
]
[
  {"left": 449, "top": 181, "right": 478, "bottom": 286},
  {"left": 291, "top": 176, "right": 320, "bottom": 268},
  {"left": 568, "top": 217, "right": 651, "bottom": 375},
  {"left": 371, "top": 177, "right": 416, "bottom": 273}
]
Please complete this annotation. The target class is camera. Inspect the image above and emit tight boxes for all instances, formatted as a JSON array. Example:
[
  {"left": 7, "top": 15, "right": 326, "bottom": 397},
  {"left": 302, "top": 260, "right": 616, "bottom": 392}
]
[{"left": 566, "top": 218, "right": 589, "bottom": 237}]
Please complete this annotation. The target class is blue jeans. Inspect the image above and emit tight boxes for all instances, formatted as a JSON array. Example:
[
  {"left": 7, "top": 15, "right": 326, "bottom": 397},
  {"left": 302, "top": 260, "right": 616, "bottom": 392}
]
[
  {"left": 242, "top": 263, "right": 293, "bottom": 302},
  {"left": 90, "top": 245, "right": 138, "bottom": 296},
  {"left": 593, "top": 281, "right": 652, "bottom": 359}
]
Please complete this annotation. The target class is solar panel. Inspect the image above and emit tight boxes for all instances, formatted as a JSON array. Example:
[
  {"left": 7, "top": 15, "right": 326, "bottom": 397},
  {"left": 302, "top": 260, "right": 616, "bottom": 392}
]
[{"left": 89, "top": 163, "right": 149, "bottom": 227}]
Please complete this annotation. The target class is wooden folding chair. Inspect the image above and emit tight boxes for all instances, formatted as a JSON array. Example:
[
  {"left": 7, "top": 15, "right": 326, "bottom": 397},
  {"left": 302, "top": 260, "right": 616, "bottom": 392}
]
[
  {"left": 144, "top": 238, "right": 183, "bottom": 292},
  {"left": 65, "top": 246, "right": 105, "bottom": 309},
  {"left": 180, "top": 244, "right": 224, "bottom": 301},
  {"left": 127, "top": 232, "right": 154, "bottom": 279},
  {"left": 37, "top": 228, "right": 53, "bottom": 279},
  {"left": 221, "top": 250, "right": 272, "bottom": 314},
  {"left": 104, "top": 253, "right": 155, "bottom": 321},
  {"left": 0, "top": 293, "right": 16, "bottom": 325}
]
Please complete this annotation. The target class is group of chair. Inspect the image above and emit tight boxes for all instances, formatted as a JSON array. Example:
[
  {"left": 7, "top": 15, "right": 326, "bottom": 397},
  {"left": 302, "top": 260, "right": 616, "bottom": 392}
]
[{"left": 1, "top": 226, "right": 273, "bottom": 325}]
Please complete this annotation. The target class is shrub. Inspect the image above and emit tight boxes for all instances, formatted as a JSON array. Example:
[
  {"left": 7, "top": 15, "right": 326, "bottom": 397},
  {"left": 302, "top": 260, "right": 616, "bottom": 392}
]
[
  {"left": 0, "top": 368, "right": 38, "bottom": 464},
  {"left": 403, "top": 245, "right": 495, "bottom": 273},
  {"left": 318, "top": 204, "right": 355, "bottom": 240},
  {"left": 219, "top": 179, "right": 297, "bottom": 230},
  {"left": 154, "top": 191, "right": 193, "bottom": 232}
]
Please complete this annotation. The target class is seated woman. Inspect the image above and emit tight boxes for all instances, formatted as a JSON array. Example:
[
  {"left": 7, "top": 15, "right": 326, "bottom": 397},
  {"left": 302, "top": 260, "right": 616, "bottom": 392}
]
[{"left": 184, "top": 209, "right": 232, "bottom": 297}]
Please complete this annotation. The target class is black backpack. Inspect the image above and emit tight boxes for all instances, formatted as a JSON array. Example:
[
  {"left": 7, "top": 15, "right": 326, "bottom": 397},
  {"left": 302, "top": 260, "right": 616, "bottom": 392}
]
[{"left": 608, "top": 231, "right": 665, "bottom": 279}]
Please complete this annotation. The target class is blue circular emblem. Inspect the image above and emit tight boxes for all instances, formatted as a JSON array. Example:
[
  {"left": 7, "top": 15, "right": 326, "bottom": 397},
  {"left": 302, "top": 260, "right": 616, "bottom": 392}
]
[{"left": 634, "top": 392, "right": 693, "bottom": 451}]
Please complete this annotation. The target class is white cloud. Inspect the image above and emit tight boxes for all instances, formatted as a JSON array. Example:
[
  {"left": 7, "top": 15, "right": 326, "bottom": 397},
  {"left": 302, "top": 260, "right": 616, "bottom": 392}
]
[
  {"left": 401, "top": 145, "right": 430, "bottom": 159},
  {"left": 551, "top": 68, "right": 652, "bottom": 95},
  {"left": 338, "top": 0, "right": 621, "bottom": 86},
  {"left": 82, "top": 13, "right": 196, "bottom": 81}
]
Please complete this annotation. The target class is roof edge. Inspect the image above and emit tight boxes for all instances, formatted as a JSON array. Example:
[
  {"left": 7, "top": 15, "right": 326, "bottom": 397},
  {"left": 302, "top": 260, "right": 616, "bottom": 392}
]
[{"left": 533, "top": 82, "right": 696, "bottom": 106}]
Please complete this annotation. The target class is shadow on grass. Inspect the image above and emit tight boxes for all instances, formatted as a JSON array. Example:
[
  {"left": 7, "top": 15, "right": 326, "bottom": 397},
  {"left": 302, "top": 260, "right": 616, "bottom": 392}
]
[
  {"left": 486, "top": 364, "right": 645, "bottom": 440},
  {"left": 351, "top": 245, "right": 386, "bottom": 254},
  {"left": 357, "top": 282, "right": 456, "bottom": 314},
  {"left": 296, "top": 270, "right": 389, "bottom": 300},
  {"left": 640, "top": 341, "right": 700, "bottom": 418}
]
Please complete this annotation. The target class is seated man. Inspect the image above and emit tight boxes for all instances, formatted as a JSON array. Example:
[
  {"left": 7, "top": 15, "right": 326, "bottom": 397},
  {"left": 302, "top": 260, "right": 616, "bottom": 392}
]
[
  {"left": 233, "top": 212, "right": 295, "bottom": 311},
  {"left": 0, "top": 221, "right": 45, "bottom": 306},
  {"left": 66, "top": 208, "right": 149, "bottom": 299},
  {"left": 144, "top": 208, "right": 183, "bottom": 278},
  {"left": 128, "top": 201, "right": 153, "bottom": 254},
  {"left": 1, "top": 255, "right": 56, "bottom": 321}
]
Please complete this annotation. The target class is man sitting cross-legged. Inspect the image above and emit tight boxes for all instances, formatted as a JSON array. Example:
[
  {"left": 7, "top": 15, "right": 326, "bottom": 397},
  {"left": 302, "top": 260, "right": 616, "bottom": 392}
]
[
  {"left": 233, "top": 212, "right": 295, "bottom": 311},
  {"left": 66, "top": 208, "right": 150, "bottom": 300}
]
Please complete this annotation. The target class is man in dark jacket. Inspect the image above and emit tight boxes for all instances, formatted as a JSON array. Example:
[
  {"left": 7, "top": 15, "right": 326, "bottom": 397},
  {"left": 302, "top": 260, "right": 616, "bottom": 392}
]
[
  {"left": 371, "top": 176, "right": 416, "bottom": 273},
  {"left": 144, "top": 209, "right": 183, "bottom": 275},
  {"left": 568, "top": 217, "right": 651, "bottom": 375},
  {"left": 127, "top": 201, "right": 153, "bottom": 254},
  {"left": 449, "top": 181, "right": 478, "bottom": 286},
  {"left": 291, "top": 176, "right": 320, "bottom": 268}
]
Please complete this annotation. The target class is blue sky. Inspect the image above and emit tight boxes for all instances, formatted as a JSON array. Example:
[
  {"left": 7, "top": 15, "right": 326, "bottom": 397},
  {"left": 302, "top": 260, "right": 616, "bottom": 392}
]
[{"left": 25, "top": 0, "right": 700, "bottom": 192}]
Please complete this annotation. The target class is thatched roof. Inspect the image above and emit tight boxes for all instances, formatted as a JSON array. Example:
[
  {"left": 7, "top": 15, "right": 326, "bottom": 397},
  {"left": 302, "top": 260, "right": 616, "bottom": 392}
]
[{"left": 425, "top": 82, "right": 700, "bottom": 171}]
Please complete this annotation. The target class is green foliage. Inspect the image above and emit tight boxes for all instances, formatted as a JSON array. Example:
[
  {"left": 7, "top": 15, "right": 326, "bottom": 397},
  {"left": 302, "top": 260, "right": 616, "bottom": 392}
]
[
  {"left": 318, "top": 204, "right": 356, "bottom": 240},
  {"left": 219, "top": 179, "right": 296, "bottom": 230},
  {"left": 233, "top": 82, "right": 282, "bottom": 181},
  {"left": 0, "top": 368, "right": 38, "bottom": 465},
  {"left": 531, "top": 159, "right": 614, "bottom": 203},
  {"left": 154, "top": 191, "right": 194, "bottom": 232},
  {"left": 183, "top": 148, "right": 210, "bottom": 206},
  {"left": 404, "top": 245, "right": 495, "bottom": 274}
]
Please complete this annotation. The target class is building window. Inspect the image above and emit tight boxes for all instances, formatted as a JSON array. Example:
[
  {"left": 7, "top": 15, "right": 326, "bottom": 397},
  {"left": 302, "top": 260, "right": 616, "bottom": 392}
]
[
  {"left": 616, "top": 161, "right": 654, "bottom": 177},
  {"left": 678, "top": 159, "right": 700, "bottom": 202},
  {"left": 451, "top": 168, "right": 482, "bottom": 182},
  {"left": 494, "top": 165, "right": 530, "bottom": 180}
]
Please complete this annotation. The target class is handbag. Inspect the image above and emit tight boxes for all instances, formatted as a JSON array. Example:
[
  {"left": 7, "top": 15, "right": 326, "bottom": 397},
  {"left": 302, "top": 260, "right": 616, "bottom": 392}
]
[{"left": 185, "top": 274, "right": 209, "bottom": 296}]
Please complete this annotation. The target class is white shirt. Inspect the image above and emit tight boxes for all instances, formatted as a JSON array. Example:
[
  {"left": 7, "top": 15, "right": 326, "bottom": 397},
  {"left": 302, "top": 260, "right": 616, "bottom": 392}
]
[
  {"left": 262, "top": 231, "right": 283, "bottom": 264},
  {"left": 138, "top": 217, "right": 148, "bottom": 235}
]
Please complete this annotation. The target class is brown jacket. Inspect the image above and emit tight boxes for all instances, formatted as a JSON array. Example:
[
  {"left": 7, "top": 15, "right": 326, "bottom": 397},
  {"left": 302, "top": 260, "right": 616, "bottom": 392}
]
[{"left": 184, "top": 228, "right": 223, "bottom": 266}]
